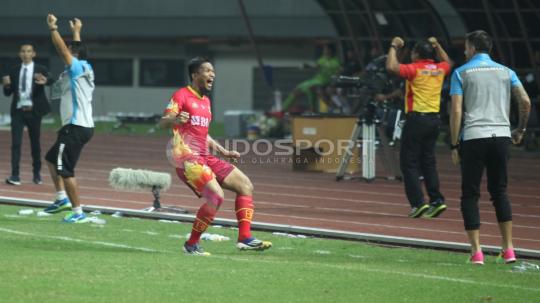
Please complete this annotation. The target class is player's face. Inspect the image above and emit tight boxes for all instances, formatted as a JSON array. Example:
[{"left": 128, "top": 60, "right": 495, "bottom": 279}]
[
  {"left": 194, "top": 62, "right": 215, "bottom": 92},
  {"left": 19, "top": 45, "right": 36, "bottom": 63}
]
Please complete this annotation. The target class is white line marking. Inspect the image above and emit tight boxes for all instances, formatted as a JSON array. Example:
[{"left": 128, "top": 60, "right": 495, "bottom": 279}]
[
  {"left": 168, "top": 234, "right": 184, "bottom": 239},
  {"left": 208, "top": 254, "right": 540, "bottom": 293},
  {"left": 0, "top": 227, "right": 166, "bottom": 253},
  {"left": 277, "top": 247, "right": 294, "bottom": 250}
]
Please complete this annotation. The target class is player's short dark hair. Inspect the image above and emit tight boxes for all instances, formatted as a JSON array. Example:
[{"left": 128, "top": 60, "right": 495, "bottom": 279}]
[
  {"left": 465, "top": 30, "right": 492, "bottom": 53},
  {"left": 69, "top": 41, "right": 88, "bottom": 60},
  {"left": 187, "top": 56, "right": 212, "bottom": 82},
  {"left": 19, "top": 43, "right": 35, "bottom": 51},
  {"left": 413, "top": 41, "right": 435, "bottom": 60}
]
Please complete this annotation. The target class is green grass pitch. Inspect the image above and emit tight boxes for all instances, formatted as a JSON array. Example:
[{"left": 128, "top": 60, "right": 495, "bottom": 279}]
[{"left": 0, "top": 204, "right": 538, "bottom": 303}]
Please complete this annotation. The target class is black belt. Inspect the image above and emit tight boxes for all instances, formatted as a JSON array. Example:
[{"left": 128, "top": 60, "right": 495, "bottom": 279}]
[{"left": 406, "top": 112, "right": 439, "bottom": 118}]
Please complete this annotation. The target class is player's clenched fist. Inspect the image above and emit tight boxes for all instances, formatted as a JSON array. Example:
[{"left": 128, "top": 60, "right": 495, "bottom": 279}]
[
  {"left": 47, "top": 14, "right": 58, "bottom": 30},
  {"left": 70, "top": 18, "right": 82, "bottom": 33},
  {"left": 428, "top": 37, "right": 439, "bottom": 48},
  {"left": 176, "top": 111, "right": 190, "bottom": 125},
  {"left": 391, "top": 37, "right": 405, "bottom": 49}
]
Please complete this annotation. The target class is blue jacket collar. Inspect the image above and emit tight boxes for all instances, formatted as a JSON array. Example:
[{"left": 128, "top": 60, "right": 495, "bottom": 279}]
[{"left": 471, "top": 53, "right": 491, "bottom": 61}]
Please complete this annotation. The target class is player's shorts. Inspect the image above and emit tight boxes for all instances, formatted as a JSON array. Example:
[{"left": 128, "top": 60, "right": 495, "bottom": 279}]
[
  {"left": 45, "top": 124, "right": 94, "bottom": 178},
  {"left": 176, "top": 154, "right": 235, "bottom": 197}
]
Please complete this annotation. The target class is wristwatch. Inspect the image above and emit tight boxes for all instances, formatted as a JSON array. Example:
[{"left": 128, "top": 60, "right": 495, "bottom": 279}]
[{"left": 450, "top": 143, "right": 459, "bottom": 150}]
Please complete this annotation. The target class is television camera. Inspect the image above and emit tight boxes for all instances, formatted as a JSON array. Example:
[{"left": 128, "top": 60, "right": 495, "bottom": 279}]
[
  {"left": 333, "top": 55, "right": 401, "bottom": 182},
  {"left": 332, "top": 55, "right": 398, "bottom": 123}
]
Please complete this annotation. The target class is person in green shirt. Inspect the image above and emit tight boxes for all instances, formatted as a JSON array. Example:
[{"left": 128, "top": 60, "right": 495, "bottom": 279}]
[{"left": 283, "top": 44, "right": 341, "bottom": 112}]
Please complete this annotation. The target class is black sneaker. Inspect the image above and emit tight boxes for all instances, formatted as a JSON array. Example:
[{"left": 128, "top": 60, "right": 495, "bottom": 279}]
[
  {"left": 183, "top": 242, "right": 211, "bottom": 256},
  {"left": 422, "top": 202, "right": 447, "bottom": 218},
  {"left": 408, "top": 204, "right": 429, "bottom": 218},
  {"left": 236, "top": 237, "right": 273, "bottom": 251},
  {"left": 6, "top": 176, "right": 21, "bottom": 186},
  {"left": 33, "top": 174, "right": 42, "bottom": 185}
]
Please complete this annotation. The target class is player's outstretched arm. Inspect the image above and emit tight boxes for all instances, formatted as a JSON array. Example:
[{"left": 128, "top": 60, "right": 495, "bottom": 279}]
[{"left": 47, "top": 14, "right": 72, "bottom": 66}]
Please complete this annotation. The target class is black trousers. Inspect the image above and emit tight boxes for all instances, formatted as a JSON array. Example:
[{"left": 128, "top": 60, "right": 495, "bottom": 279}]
[
  {"left": 400, "top": 114, "right": 444, "bottom": 207},
  {"left": 10, "top": 109, "right": 42, "bottom": 177},
  {"left": 460, "top": 137, "right": 512, "bottom": 230}
]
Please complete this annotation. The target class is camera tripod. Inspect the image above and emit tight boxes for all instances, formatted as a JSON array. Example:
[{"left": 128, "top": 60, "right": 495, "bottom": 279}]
[{"left": 336, "top": 104, "right": 401, "bottom": 182}]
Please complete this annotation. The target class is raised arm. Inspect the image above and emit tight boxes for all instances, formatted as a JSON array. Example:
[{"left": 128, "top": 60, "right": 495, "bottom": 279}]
[
  {"left": 386, "top": 37, "right": 404, "bottom": 75},
  {"left": 510, "top": 85, "right": 531, "bottom": 144},
  {"left": 428, "top": 37, "right": 453, "bottom": 67},
  {"left": 47, "top": 14, "right": 72, "bottom": 66},
  {"left": 70, "top": 18, "right": 82, "bottom": 42}
]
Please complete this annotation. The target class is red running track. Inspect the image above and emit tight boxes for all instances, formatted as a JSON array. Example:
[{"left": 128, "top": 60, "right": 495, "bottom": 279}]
[{"left": 1, "top": 130, "right": 539, "bottom": 251}]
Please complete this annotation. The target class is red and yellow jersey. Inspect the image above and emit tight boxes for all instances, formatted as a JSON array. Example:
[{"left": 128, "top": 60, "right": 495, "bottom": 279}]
[
  {"left": 399, "top": 60, "right": 450, "bottom": 113},
  {"left": 164, "top": 86, "right": 212, "bottom": 158}
]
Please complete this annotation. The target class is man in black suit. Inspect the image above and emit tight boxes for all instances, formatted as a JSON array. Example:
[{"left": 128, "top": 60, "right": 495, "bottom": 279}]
[{"left": 2, "top": 43, "right": 53, "bottom": 185}]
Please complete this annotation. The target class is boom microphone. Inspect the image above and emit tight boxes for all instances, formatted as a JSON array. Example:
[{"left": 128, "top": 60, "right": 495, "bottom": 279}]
[
  {"left": 109, "top": 168, "right": 171, "bottom": 191},
  {"left": 109, "top": 168, "right": 186, "bottom": 213}
]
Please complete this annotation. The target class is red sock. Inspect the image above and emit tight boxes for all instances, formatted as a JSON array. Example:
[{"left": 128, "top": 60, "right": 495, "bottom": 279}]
[
  {"left": 235, "top": 195, "right": 254, "bottom": 241},
  {"left": 187, "top": 203, "right": 216, "bottom": 245}
]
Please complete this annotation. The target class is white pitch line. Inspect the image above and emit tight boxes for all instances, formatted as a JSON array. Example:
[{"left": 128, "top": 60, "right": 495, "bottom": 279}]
[
  {"left": 0, "top": 202, "right": 540, "bottom": 292},
  {"left": 0, "top": 227, "right": 167, "bottom": 253},
  {"left": 209, "top": 254, "right": 540, "bottom": 293},
  {"left": 1, "top": 216, "right": 537, "bottom": 293}
]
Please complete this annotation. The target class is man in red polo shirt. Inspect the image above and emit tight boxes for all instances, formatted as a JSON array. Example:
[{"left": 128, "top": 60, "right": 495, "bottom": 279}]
[
  {"left": 386, "top": 37, "right": 452, "bottom": 218},
  {"left": 159, "top": 57, "right": 272, "bottom": 255}
]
